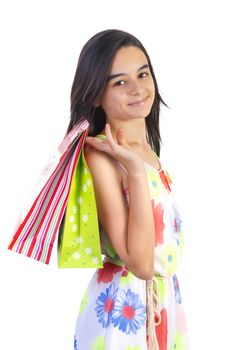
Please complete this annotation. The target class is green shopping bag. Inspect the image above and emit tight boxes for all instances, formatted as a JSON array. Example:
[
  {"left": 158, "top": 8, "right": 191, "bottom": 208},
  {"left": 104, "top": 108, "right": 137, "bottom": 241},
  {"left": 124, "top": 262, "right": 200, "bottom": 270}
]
[{"left": 58, "top": 140, "right": 104, "bottom": 268}]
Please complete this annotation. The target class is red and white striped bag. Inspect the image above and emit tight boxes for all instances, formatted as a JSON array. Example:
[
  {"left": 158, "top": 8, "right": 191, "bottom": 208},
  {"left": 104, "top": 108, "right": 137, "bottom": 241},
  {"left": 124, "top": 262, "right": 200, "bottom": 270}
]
[{"left": 8, "top": 119, "right": 89, "bottom": 265}]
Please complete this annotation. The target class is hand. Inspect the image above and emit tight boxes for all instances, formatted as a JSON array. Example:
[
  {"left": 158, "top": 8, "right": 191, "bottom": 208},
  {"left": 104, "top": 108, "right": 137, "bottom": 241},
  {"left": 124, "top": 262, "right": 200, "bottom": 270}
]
[{"left": 85, "top": 123, "right": 144, "bottom": 171}]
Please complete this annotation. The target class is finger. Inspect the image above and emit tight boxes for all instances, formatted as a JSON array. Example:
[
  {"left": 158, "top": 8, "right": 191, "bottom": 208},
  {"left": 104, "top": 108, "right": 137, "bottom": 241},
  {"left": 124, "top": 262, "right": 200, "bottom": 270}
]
[
  {"left": 105, "top": 123, "right": 116, "bottom": 145},
  {"left": 85, "top": 137, "right": 110, "bottom": 153}
]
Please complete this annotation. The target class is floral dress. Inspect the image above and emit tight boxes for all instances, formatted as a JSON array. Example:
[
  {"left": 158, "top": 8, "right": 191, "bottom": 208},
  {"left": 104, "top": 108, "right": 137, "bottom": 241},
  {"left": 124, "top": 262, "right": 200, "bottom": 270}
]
[{"left": 74, "top": 151, "right": 189, "bottom": 350}]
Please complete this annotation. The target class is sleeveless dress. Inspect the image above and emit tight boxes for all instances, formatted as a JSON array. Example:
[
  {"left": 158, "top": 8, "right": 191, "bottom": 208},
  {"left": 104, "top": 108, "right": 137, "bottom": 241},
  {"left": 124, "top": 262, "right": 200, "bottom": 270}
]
[{"left": 74, "top": 148, "right": 189, "bottom": 350}]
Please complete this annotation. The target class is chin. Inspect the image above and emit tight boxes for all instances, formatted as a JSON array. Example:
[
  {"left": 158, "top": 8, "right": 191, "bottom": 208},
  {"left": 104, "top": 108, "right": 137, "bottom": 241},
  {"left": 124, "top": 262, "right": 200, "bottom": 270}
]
[{"left": 137, "top": 108, "right": 153, "bottom": 118}]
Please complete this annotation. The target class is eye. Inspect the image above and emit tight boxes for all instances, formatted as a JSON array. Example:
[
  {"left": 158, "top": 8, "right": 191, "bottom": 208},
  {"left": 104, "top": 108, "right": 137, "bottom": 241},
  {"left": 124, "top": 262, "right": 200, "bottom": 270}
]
[
  {"left": 114, "top": 80, "right": 126, "bottom": 86},
  {"left": 139, "top": 72, "right": 150, "bottom": 78}
]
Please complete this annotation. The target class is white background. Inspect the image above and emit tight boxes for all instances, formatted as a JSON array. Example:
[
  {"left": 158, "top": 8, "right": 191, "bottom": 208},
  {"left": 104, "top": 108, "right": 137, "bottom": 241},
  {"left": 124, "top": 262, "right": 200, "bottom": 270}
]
[{"left": 0, "top": 1, "right": 233, "bottom": 349}]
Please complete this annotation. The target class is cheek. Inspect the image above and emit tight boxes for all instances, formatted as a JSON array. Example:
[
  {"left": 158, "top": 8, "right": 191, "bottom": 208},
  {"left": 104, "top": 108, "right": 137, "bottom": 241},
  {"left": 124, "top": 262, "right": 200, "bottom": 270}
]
[
  {"left": 109, "top": 92, "right": 126, "bottom": 108},
  {"left": 101, "top": 92, "right": 123, "bottom": 113},
  {"left": 100, "top": 92, "right": 112, "bottom": 110},
  {"left": 149, "top": 83, "right": 156, "bottom": 101},
  {"left": 149, "top": 80, "right": 156, "bottom": 94}
]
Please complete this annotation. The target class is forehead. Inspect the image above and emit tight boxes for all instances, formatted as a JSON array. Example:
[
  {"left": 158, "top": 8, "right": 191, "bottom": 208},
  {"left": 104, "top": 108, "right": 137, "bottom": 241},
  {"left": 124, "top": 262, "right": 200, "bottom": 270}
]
[{"left": 110, "top": 46, "right": 148, "bottom": 73}]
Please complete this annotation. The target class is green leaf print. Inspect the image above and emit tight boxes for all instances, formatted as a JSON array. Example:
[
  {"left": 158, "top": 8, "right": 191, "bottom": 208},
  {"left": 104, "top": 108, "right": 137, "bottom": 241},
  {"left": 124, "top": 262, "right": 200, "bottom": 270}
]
[
  {"left": 119, "top": 271, "right": 135, "bottom": 286},
  {"left": 170, "top": 332, "right": 187, "bottom": 350},
  {"left": 79, "top": 289, "right": 89, "bottom": 314},
  {"left": 125, "top": 346, "right": 141, "bottom": 350},
  {"left": 162, "top": 243, "right": 179, "bottom": 275},
  {"left": 157, "top": 278, "right": 167, "bottom": 303},
  {"left": 91, "top": 336, "right": 106, "bottom": 350},
  {"left": 179, "top": 229, "right": 185, "bottom": 256}
]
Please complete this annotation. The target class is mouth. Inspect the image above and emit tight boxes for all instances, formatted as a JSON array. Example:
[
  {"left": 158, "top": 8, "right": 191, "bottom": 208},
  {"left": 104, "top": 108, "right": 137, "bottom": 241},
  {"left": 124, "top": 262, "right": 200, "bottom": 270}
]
[{"left": 128, "top": 96, "right": 148, "bottom": 106}]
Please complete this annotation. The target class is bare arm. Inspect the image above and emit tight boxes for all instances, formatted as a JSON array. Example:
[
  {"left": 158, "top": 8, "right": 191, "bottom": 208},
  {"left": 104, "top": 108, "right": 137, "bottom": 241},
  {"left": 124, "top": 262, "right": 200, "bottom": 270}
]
[
  {"left": 84, "top": 124, "right": 155, "bottom": 280},
  {"left": 126, "top": 167, "right": 155, "bottom": 279}
]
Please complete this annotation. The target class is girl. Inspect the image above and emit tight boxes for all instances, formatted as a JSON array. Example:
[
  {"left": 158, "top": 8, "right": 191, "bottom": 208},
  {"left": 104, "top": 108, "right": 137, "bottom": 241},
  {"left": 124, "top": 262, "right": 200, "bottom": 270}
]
[{"left": 69, "top": 29, "right": 189, "bottom": 349}]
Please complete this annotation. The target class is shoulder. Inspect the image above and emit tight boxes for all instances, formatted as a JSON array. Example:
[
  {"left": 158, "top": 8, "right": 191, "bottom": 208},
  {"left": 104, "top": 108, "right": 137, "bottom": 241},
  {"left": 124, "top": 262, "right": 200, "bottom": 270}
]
[{"left": 84, "top": 143, "right": 124, "bottom": 186}]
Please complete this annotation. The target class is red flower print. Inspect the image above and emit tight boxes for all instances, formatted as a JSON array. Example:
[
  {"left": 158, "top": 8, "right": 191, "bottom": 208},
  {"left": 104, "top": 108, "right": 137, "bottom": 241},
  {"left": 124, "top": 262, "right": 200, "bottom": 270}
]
[
  {"left": 97, "top": 262, "right": 122, "bottom": 284},
  {"left": 121, "top": 265, "right": 129, "bottom": 277},
  {"left": 159, "top": 170, "right": 171, "bottom": 192},
  {"left": 152, "top": 201, "right": 165, "bottom": 246},
  {"left": 155, "top": 308, "right": 168, "bottom": 350}
]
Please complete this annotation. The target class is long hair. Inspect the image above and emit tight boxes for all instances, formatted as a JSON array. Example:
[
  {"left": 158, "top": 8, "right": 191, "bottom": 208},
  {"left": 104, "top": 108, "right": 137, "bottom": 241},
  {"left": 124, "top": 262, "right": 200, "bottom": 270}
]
[{"left": 67, "top": 29, "right": 169, "bottom": 156}]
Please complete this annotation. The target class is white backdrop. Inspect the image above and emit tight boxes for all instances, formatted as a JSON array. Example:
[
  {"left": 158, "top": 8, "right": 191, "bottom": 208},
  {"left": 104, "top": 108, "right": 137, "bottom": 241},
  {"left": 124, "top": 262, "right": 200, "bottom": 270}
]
[{"left": 0, "top": 1, "right": 233, "bottom": 349}]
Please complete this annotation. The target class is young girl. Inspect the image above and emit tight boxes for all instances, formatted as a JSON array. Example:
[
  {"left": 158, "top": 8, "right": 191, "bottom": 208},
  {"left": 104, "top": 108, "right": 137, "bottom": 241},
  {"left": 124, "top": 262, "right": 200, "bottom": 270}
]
[{"left": 68, "top": 29, "right": 189, "bottom": 349}]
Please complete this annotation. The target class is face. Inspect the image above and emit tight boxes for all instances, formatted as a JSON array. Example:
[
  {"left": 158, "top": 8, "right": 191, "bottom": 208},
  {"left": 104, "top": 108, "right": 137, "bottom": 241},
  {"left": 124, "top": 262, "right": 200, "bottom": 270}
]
[{"left": 97, "top": 46, "right": 155, "bottom": 122}]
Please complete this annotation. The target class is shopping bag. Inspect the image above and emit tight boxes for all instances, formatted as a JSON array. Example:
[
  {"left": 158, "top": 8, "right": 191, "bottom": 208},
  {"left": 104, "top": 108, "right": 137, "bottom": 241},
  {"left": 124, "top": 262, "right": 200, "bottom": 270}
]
[
  {"left": 58, "top": 139, "right": 103, "bottom": 268},
  {"left": 8, "top": 120, "right": 89, "bottom": 265}
]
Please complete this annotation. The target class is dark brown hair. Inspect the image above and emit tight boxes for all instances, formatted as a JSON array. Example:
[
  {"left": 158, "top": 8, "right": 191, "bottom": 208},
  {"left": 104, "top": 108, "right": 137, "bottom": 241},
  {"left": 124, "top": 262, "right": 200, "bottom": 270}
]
[{"left": 67, "top": 29, "right": 169, "bottom": 155}]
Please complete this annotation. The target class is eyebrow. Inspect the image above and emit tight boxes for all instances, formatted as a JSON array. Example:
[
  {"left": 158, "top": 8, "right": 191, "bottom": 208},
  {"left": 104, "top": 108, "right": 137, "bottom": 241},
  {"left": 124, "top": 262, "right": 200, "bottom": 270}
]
[{"left": 107, "top": 64, "right": 149, "bottom": 82}]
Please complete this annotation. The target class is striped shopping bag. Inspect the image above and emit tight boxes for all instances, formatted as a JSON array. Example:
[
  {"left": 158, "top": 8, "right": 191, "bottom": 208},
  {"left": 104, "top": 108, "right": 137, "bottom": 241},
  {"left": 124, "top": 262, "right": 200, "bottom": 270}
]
[{"left": 8, "top": 120, "right": 90, "bottom": 265}]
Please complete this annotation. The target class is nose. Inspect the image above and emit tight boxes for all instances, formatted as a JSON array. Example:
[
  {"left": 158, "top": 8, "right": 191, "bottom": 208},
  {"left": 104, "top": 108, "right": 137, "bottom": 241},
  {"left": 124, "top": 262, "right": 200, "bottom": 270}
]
[{"left": 128, "top": 79, "right": 144, "bottom": 95}]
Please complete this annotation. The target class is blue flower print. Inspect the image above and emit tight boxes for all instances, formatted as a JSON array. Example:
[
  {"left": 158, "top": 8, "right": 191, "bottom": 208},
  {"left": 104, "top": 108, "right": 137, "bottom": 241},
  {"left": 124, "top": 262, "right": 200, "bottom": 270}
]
[
  {"left": 95, "top": 282, "right": 118, "bottom": 328},
  {"left": 173, "top": 274, "right": 182, "bottom": 304},
  {"left": 173, "top": 205, "right": 182, "bottom": 234},
  {"left": 74, "top": 336, "right": 78, "bottom": 350},
  {"left": 152, "top": 180, "right": 158, "bottom": 188},
  {"left": 111, "top": 288, "right": 146, "bottom": 334},
  {"left": 170, "top": 204, "right": 183, "bottom": 245}
]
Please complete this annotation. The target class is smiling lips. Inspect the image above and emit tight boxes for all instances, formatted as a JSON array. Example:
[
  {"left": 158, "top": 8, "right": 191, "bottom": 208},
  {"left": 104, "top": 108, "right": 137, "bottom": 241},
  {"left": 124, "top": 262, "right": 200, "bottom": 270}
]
[{"left": 128, "top": 96, "right": 148, "bottom": 106}]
